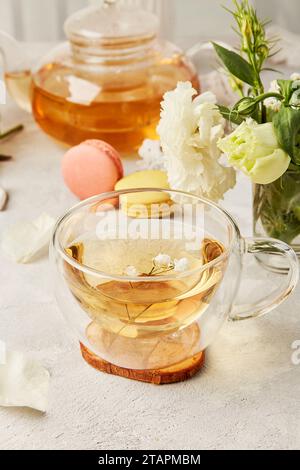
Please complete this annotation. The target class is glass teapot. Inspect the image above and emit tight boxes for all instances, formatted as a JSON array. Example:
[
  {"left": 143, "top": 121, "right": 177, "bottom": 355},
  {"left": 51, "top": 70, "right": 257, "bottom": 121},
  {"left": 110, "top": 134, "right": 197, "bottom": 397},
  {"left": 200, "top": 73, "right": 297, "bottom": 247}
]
[{"left": 0, "top": 0, "right": 203, "bottom": 154}]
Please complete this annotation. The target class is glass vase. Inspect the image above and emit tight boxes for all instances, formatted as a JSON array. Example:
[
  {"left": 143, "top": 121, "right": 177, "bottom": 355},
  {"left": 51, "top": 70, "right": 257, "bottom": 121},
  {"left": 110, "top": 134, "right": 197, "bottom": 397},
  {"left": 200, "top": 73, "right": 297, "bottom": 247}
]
[{"left": 253, "top": 170, "right": 300, "bottom": 268}]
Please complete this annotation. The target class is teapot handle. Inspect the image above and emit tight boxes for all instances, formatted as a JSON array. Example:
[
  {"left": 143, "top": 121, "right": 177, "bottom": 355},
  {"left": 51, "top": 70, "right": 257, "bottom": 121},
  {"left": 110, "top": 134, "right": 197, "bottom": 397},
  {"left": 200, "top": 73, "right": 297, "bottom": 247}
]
[
  {"left": 186, "top": 41, "right": 212, "bottom": 58},
  {"left": 229, "top": 237, "right": 299, "bottom": 321},
  {"left": 186, "top": 40, "right": 232, "bottom": 75}
]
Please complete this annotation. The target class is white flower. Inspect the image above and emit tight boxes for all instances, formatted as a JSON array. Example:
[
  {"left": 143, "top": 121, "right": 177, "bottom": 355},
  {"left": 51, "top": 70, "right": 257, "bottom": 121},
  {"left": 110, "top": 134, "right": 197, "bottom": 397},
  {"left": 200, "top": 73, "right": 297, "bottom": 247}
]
[
  {"left": 157, "top": 82, "right": 236, "bottom": 202},
  {"left": 124, "top": 265, "right": 139, "bottom": 277},
  {"left": 291, "top": 73, "right": 300, "bottom": 81},
  {"left": 157, "top": 82, "right": 199, "bottom": 158},
  {"left": 268, "top": 79, "right": 280, "bottom": 93},
  {"left": 264, "top": 98, "right": 281, "bottom": 112},
  {"left": 153, "top": 253, "right": 172, "bottom": 268},
  {"left": 218, "top": 118, "right": 290, "bottom": 185},
  {"left": 264, "top": 76, "right": 300, "bottom": 111},
  {"left": 174, "top": 258, "right": 189, "bottom": 272},
  {"left": 264, "top": 80, "right": 281, "bottom": 112},
  {"left": 137, "top": 139, "right": 164, "bottom": 170}
]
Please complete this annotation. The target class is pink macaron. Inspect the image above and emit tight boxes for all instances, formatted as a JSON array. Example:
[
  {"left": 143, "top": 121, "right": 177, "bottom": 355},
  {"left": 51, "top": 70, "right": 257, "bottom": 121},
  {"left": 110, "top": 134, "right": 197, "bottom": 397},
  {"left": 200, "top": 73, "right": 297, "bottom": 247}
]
[{"left": 62, "top": 140, "right": 124, "bottom": 200}]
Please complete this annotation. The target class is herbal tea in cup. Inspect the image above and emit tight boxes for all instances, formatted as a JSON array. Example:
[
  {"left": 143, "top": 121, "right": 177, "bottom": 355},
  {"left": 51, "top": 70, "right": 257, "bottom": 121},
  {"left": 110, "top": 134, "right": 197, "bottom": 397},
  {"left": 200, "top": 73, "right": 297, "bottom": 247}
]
[{"left": 51, "top": 189, "right": 298, "bottom": 376}]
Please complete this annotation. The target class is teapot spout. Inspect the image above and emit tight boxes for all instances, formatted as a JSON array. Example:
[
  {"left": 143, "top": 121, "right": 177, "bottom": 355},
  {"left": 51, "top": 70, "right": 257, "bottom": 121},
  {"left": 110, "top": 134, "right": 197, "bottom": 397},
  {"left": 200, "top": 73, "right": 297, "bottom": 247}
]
[{"left": 0, "top": 31, "right": 32, "bottom": 112}]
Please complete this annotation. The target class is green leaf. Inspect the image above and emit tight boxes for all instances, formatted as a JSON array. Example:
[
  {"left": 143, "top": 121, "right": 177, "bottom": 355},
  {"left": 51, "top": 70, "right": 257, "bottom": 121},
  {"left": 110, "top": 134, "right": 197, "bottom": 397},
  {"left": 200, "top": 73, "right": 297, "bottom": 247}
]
[
  {"left": 273, "top": 106, "right": 300, "bottom": 165},
  {"left": 277, "top": 80, "right": 293, "bottom": 104},
  {"left": 261, "top": 67, "right": 282, "bottom": 74},
  {"left": 217, "top": 105, "right": 244, "bottom": 125},
  {"left": 212, "top": 42, "right": 256, "bottom": 86},
  {"left": 266, "top": 107, "right": 277, "bottom": 123}
]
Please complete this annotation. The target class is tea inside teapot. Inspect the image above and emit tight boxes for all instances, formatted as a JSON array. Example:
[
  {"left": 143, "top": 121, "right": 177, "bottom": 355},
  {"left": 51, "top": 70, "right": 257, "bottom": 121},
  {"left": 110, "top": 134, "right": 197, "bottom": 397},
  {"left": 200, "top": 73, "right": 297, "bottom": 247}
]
[{"left": 0, "top": 1, "right": 199, "bottom": 154}]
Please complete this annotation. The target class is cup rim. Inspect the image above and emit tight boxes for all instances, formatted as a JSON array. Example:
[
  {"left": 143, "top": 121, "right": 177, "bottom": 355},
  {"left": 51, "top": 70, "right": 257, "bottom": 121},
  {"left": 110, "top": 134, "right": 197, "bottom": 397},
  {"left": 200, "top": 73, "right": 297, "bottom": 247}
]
[{"left": 51, "top": 188, "right": 241, "bottom": 282}]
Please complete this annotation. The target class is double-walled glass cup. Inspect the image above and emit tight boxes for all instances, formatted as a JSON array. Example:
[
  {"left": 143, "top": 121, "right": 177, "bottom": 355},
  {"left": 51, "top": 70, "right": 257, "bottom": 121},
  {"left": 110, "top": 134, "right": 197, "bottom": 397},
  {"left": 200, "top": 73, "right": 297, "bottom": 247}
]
[{"left": 50, "top": 189, "right": 299, "bottom": 372}]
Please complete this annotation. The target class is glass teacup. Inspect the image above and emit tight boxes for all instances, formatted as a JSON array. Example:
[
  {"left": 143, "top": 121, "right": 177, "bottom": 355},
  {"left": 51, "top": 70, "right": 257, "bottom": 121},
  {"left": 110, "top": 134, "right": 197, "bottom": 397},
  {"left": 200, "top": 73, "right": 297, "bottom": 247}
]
[{"left": 50, "top": 189, "right": 299, "bottom": 372}]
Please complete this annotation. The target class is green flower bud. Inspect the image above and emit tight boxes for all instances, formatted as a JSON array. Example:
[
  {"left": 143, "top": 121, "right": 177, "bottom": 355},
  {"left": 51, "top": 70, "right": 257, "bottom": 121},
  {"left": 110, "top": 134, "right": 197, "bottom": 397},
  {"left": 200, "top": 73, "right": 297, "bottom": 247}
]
[
  {"left": 236, "top": 97, "right": 257, "bottom": 115},
  {"left": 257, "top": 44, "right": 269, "bottom": 61},
  {"left": 241, "top": 18, "right": 252, "bottom": 50}
]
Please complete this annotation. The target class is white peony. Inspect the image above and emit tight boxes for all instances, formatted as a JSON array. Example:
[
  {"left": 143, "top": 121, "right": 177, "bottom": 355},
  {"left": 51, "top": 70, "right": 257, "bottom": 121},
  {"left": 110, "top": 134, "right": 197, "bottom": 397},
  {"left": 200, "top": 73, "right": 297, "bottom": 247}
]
[{"left": 157, "top": 82, "right": 236, "bottom": 201}]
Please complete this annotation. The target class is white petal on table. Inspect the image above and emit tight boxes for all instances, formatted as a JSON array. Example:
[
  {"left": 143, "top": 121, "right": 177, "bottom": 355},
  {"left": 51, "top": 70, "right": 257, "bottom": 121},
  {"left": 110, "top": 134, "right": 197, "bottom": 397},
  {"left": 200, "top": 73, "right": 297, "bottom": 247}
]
[
  {"left": 0, "top": 187, "right": 8, "bottom": 211},
  {"left": 0, "top": 348, "right": 50, "bottom": 413},
  {"left": 1, "top": 212, "right": 55, "bottom": 263}
]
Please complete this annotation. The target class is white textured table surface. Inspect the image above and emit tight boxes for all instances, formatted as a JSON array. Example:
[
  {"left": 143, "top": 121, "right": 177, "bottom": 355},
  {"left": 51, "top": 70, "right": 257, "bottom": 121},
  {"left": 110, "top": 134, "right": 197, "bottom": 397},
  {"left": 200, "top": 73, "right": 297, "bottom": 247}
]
[{"left": 0, "top": 101, "right": 300, "bottom": 451}]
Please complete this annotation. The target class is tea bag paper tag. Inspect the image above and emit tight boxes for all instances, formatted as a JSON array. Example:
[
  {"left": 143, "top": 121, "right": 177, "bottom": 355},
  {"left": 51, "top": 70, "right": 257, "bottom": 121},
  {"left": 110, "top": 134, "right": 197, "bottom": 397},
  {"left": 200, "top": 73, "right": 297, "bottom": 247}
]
[
  {"left": 1, "top": 212, "right": 55, "bottom": 263},
  {"left": 0, "top": 346, "right": 50, "bottom": 413}
]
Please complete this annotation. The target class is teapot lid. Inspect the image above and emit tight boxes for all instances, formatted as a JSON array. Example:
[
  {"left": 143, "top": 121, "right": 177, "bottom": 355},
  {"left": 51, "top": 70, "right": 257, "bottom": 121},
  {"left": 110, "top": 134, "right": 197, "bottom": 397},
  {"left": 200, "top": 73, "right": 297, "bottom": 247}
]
[{"left": 64, "top": 0, "right": 159, "bottom": 45}]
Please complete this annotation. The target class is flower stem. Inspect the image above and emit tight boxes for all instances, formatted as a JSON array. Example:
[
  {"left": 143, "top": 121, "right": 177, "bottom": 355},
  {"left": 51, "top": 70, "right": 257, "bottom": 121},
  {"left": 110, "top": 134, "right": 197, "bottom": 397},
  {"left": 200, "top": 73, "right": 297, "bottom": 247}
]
[
  {"left": 0, "top": 124, "right": 24, "bottom": 140},
  {"left": 0, "top": 154, "right": 12, "bottom": 161}
]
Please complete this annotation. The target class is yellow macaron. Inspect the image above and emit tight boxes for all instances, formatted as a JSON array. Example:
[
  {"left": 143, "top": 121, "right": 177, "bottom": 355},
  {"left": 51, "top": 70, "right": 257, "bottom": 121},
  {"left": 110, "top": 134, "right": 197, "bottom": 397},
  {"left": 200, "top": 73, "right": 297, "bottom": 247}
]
[{"left": 115, "top": 170, "right": 172, "bottom": 218}]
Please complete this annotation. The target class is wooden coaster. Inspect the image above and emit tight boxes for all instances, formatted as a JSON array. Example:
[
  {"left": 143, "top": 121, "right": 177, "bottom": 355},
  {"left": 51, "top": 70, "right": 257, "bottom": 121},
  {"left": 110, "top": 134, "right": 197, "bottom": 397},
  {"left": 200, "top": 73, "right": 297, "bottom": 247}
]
[{"left": 80, "top": 343, "right": 205, "bottom": 385}]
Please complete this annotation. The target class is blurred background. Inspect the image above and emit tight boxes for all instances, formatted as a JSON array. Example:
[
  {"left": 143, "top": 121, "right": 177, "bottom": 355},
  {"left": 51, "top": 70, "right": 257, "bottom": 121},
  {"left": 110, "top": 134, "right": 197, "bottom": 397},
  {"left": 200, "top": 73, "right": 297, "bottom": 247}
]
[{"left": 0, "top": 0, "right": 299, "bottom": 47}]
